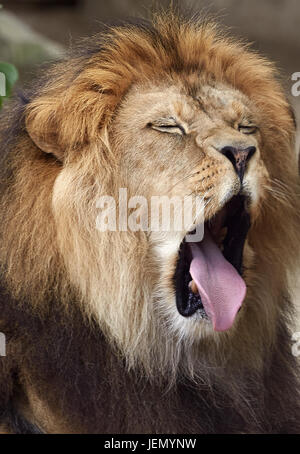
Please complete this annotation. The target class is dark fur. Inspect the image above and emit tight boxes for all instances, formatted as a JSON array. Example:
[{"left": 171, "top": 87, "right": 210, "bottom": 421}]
[{"left": 1, "top": 285, "right": 300, "bottom": 433}]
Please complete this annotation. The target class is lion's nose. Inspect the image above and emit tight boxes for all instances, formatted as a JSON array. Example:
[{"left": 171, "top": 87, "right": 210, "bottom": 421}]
[{"left": 220, "top": 146, "right": 256, "bottom": 182}]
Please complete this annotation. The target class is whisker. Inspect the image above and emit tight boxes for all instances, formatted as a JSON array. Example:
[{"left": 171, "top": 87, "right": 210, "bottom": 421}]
[
  {"left": 165, "top": 158, "right": 208, "bottom": 195},
  {"left": 263, "top": 178, "right": 297, "bottom": 206}
]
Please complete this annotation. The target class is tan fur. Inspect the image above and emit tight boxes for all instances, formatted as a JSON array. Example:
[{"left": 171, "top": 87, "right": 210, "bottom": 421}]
[{"left": 1, "top": 11, "right": 299, "bottom": 392}]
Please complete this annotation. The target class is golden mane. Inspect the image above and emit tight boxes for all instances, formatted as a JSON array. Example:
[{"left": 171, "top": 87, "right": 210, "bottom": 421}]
[
  {"left": 26, "top": 12, "right": 295, "bottom": 154},
  {"left": 0, "top": 11, "right": 299, "bottom": 394}
]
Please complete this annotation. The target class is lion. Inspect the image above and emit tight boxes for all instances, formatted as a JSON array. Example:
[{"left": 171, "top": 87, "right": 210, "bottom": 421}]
[{"left": 0, "top": 11, "right": 300, "bottom": 434}]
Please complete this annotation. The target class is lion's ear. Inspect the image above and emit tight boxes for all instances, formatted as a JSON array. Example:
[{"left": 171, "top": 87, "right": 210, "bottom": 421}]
[
  {"left": 25, "top": 75, "right": 116, "bottom": 161},
  {"left": 25, "top": 98, "right": 64, "bottom": 161}
]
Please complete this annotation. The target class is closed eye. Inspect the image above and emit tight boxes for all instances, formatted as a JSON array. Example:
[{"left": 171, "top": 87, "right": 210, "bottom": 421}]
[
  {"left": 147, "top": 118, "right": 186, "bottom": 136},
  {"left": 238, "top": 125, "right": 258, "bottom": 135}
]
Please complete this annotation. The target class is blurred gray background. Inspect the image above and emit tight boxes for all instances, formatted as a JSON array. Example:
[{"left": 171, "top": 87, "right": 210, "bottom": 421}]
[{"left": 1, "top": 0, "right": 300, "bottom": 324}]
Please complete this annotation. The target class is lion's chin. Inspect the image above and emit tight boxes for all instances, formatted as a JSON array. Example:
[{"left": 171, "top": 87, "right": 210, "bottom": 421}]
[{"left": 174, "top": 193, "right": 250, "bottom": 332}]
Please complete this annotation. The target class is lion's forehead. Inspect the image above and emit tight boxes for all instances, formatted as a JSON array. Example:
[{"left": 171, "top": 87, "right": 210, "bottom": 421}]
[
  {"left": 198, "top": 85, "right": 252, "bottom": 116},
  {"left": 122, "top": 83, "right": 255, "bottom": 120}
]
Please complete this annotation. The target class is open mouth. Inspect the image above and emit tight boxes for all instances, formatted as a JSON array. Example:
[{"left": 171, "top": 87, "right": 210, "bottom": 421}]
[{"left": 174, "top": 194, "right": 250, "bottom": 332}]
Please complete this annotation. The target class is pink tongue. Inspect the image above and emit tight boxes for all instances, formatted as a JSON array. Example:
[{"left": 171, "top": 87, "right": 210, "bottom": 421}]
[{"left": 189, "top": 230, "right": 246, "bottom": 332}]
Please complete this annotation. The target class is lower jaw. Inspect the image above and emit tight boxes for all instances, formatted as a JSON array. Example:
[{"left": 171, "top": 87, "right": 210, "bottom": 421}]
[{"left": 173, "top": 194, "right": 250, "bottom": 326}]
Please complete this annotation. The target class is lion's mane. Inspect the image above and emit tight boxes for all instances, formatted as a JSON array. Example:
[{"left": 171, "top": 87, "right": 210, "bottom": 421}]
[{"left": 0, "top": 11, "right": 300, "bottom": 433}]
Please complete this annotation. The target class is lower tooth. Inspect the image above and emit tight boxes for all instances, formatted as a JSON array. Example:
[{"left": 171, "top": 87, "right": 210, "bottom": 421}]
[{"left": 189, "top": 280, "right": 199, "bottom": 295}]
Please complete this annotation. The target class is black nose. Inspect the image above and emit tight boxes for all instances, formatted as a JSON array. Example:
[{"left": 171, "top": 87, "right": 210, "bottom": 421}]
[{"left": 220, "top": 146, "right": 256, "bottom": 182}]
